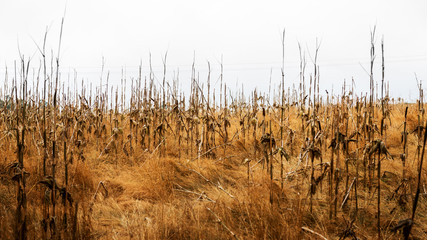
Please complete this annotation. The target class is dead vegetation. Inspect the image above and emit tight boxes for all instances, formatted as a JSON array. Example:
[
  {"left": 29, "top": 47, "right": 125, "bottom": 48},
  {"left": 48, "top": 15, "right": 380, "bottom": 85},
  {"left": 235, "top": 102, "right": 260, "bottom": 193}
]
[{"left": 0, "top": 26, "right": 426, "bottom": 240}]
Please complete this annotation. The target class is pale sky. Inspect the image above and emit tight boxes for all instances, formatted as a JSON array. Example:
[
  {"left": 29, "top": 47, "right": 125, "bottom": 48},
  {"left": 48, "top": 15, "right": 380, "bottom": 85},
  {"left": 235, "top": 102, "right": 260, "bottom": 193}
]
[{"left": 1, "top": 0, "right": 426, "bottom": 101}]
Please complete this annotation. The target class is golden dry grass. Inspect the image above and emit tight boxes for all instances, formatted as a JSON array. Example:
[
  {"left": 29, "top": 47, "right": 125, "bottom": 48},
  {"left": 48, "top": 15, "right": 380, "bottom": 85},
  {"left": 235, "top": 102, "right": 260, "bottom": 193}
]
[{"left": 0, "top": 102, "right": 426, "bottom": 240}]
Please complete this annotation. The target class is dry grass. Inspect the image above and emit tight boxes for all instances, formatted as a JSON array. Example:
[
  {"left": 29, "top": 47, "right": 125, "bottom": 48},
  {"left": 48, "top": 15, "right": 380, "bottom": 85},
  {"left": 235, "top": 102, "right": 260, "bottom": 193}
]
[{"left": 0, "top": 102, "right": 426, "bottom": 240}]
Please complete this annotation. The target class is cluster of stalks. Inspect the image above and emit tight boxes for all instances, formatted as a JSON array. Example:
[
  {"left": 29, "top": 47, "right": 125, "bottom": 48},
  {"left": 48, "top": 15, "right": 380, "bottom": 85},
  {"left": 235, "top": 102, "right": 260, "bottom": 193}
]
[{"left": 0, "top": 26, "right": 426, "bottom": 240}]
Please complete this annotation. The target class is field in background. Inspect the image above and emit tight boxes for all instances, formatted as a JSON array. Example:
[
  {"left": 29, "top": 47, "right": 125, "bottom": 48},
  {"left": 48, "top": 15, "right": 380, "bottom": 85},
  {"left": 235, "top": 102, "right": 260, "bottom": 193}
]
[{"left": 0, "top": 28, "right": 426, "bottom": 240}]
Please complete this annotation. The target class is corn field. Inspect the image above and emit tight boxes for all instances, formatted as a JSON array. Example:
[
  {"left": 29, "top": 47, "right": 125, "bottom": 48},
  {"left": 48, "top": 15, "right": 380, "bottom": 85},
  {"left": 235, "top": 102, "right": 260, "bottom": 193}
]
[{"left": 0, "top": 26, "right": 426, "bottom": 240}]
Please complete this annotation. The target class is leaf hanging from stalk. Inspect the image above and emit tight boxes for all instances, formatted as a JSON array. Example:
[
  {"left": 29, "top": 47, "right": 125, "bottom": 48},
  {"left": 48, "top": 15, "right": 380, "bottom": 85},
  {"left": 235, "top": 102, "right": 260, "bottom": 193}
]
[{"left": 274, "top": 147, "right": 290, "bottom": 161}]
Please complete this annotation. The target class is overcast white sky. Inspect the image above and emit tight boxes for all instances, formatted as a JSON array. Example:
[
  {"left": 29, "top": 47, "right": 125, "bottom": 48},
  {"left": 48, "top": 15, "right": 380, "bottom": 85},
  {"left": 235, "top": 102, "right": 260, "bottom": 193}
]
[{"left": 1, "top": 0, "right": 426, "bottom": 100}]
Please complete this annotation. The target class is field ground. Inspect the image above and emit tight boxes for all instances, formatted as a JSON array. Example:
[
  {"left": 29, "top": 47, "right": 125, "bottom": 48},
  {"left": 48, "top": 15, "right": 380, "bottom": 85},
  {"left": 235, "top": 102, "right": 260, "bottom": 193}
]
[{"left": 1, "top": 100, "right": 426, "bottom": 239}]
